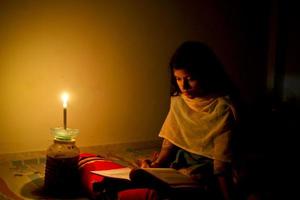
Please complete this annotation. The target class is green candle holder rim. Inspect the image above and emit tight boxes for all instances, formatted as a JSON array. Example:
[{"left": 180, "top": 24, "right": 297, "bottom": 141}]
[{"left": 50, "top": 127, "right": 79, "bottom": 141}]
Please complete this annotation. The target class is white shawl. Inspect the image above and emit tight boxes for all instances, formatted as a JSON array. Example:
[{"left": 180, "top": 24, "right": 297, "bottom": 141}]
[{"left": 159, "top": 95, "right": 237, "bottom": 162}]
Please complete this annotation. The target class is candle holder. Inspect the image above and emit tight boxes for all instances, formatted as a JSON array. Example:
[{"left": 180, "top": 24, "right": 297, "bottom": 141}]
[{"left": 44, "top": 127, "right": 80, "bottom": 195}]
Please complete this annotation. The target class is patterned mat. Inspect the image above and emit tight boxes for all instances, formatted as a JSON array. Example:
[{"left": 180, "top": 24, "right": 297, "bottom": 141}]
[{"left": 0, "top": 140, "right": 161, "bottom": 200}]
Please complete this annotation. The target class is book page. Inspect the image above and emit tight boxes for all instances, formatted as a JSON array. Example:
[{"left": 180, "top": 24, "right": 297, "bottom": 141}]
[
  {"left": 91, "top": 167, "right": 132, "bottom": 180},
  {"left": 92, "top": 167, "right": 201, "bottom": 189},
  {"left": 142, "top": 168, "right": 198, "bottom": 186}
]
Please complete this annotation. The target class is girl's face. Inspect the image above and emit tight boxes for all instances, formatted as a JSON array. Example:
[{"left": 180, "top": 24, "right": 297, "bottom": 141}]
[{"left": 173, "top": 69, "right": 203, "bottom": 99}]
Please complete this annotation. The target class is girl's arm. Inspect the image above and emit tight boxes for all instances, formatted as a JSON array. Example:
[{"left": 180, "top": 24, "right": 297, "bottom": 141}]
[
  {"left": 140, "top": 139, "right": 177, "bottom": 168},
  {"left": 214, "top": 160, "right": 235, "bottom": 200}
]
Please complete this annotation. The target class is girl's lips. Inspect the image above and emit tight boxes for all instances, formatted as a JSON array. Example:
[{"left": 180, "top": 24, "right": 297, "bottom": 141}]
[
  {"left": 183, "top": 92, "right": 193, "bottom": 98},
  {"left": 182, "top": 91, "right": 191, "bottom": 95}
]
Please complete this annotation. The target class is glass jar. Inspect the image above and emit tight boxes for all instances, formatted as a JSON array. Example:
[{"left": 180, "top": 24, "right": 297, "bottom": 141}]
[{"left": 44, "top": 128, "right": 80, "bottom": 195}]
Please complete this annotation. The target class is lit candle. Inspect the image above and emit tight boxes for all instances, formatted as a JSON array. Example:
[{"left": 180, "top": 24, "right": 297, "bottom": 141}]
[{"left": 61, "top": 92, "right": 69, "bottom": 130}]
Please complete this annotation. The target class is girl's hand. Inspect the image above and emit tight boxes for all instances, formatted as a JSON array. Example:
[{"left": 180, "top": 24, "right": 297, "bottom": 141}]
[
  {"left": 138, "top": 151, "right": 160, "bottom": 168},
  {"left": 139, "top": 159, "right": 152, "bottom": 168}
]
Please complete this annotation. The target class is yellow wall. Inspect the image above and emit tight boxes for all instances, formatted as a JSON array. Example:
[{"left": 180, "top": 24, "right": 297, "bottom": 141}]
[
  {"left": 0, "top": 1, "right": 183, "bottom": 153},
  {"left": 0, "top": 0, "right": 270, "bottom": 154}
]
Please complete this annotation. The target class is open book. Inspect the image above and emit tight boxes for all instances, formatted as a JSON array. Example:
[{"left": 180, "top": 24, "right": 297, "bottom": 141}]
[
  {"left": 91, "top": 167, "right": 202, "bottom": 190},
  {"left": 92, "top": 167, "right": 132, "bottom": 181}
]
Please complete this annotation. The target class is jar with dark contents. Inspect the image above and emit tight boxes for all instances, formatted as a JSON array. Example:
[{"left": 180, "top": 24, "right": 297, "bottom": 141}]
[{"left": 44, "top": 128, "right": 80, "bottom": 195}]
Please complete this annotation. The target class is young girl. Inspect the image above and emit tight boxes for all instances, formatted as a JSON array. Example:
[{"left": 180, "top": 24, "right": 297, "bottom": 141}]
[{"left": 141, "top": 41, "right": 239, "bottom": 200}]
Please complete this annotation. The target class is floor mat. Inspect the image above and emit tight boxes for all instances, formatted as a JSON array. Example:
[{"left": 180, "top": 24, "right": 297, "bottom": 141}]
[{"left": 0, "top": 140, "right": 161, "bottom": 200}]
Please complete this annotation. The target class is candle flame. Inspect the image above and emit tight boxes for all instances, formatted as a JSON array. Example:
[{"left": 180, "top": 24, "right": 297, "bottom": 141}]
[{"left": 61, "top": 92, "right": 69, "bottom": 108}]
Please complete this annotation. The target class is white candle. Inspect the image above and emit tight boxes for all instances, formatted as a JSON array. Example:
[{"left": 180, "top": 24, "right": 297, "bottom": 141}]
[{"left": 61, "top": 92, "right": 69, "bottom": 129}]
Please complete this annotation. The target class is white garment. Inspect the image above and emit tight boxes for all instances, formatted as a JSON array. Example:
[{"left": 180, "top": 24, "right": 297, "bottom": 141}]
[{"left": 159, "top": 95, "right": 237, "bottom": 162}]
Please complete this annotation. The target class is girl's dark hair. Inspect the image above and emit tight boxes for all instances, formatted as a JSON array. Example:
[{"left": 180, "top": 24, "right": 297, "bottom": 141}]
[{"left": 169, "top": 41, "right": 238, "bottom": 98}]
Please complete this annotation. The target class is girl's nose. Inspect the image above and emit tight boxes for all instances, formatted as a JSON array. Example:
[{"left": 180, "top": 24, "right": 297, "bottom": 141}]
[{"left": 183, "top": 80, "right": 190, "bottom": 90}]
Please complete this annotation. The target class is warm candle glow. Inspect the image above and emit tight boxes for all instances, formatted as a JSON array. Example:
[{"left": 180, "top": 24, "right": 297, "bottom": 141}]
[{"left": 61, "top": 92, "right": 69, "bottom": 108}]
